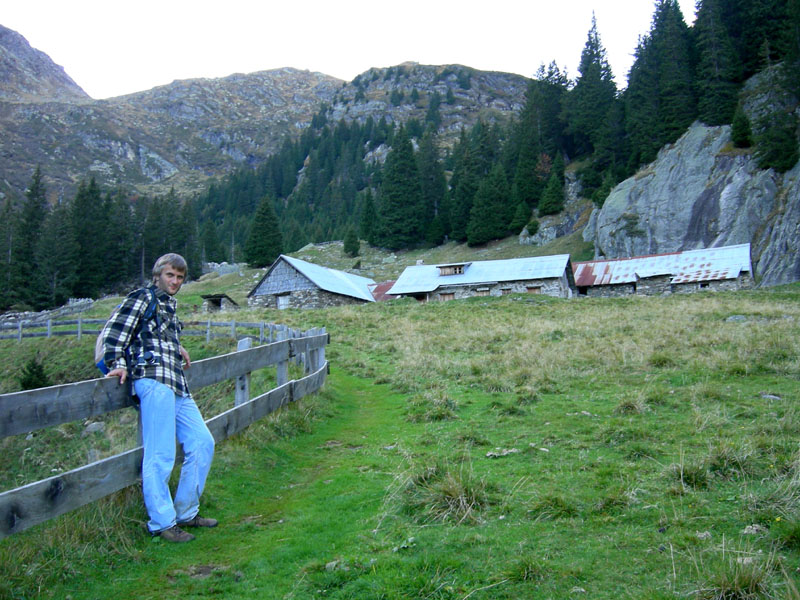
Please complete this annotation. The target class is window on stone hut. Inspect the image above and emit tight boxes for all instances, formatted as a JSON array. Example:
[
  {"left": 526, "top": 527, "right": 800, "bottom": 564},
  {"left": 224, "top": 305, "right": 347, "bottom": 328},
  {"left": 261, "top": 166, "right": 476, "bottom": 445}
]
[
  {"left": 438, "top": 264, "right": 467, "bottom": 276},
  {"left": 476, "top": 288, "right": 490, "bottom": 297},
  {"left": 439, "top": 292, "right": 455, "bottom": 301},
  {"left": 276, "top": 294, "right": 290, "bottom": 310},
  {"left": 500, "top": 288, "right": 513, "bottom": 295},
  {"left": 526, "top": 286, "right": 542, "bottom": 294}
]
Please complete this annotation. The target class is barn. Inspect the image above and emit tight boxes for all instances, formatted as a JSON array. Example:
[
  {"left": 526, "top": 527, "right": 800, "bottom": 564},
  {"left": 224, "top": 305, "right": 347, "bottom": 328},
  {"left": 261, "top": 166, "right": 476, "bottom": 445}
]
[
  {"left": 388, "top": 255, "right": 576, "bottom": 302},
  {"left": 248, "top": 255, "right": 376, "bottom": 309},
  {"left": 572, "top": 243, "right": 753, "bottom": 297}
]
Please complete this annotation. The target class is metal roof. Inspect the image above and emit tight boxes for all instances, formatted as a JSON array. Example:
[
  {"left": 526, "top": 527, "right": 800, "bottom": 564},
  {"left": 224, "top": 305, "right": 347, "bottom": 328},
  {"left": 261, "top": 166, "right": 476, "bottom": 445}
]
[
  {"left": 388, "top": 254, "right": 572, "bottom": 295},
  {"left": 573, "top": 244, "right": 752, "bottom": 287},
  {"left": 250, "top": 255, "right": 376, "bottom": 302}
]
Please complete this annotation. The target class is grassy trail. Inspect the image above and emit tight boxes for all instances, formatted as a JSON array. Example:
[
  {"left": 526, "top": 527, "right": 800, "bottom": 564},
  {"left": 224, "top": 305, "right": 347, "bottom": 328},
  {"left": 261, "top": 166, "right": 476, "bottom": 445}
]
[{"left": 52, "top": 372, "right": 407, "bottom": 599}]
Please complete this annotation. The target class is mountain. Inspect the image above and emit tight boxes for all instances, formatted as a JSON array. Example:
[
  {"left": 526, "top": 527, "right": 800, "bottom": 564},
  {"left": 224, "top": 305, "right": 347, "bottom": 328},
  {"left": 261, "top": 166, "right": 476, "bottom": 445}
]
[
  {"left": 0, "top": 25, "right": 89, "bottom": 103},
  {"left": 0, "top": 26, "right": 529, "bottom": 203}
]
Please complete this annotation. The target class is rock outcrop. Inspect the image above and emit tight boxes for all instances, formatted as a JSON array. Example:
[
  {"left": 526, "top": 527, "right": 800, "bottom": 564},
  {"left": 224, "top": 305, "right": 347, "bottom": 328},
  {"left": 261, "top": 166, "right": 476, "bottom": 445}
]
[{"left": 583, "top": 122, "right": 800, "bottom": 286}]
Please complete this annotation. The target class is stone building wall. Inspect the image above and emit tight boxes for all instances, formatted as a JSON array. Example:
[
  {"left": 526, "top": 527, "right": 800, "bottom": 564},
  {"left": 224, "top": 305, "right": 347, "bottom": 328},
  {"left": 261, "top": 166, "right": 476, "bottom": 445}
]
[
  {"left": 430, "top": 276, "right": 573, "bottom": 302},
  {"left": 249, "top": 287, "right": 366, "bottom": 309},
  {"left": 581, "top": 273, "right": 752, "bottom": 298}
]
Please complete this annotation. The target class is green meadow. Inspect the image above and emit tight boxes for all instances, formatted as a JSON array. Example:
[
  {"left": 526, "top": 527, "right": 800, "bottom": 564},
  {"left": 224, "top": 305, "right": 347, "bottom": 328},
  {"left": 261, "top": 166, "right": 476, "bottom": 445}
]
[{"left": 1, "top": 275, "right": 799, "bottom": 599}]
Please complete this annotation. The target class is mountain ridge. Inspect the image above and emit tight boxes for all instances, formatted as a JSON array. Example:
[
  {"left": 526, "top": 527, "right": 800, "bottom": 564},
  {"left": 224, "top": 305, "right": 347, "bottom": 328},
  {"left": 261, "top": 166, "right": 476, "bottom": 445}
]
[{"left": 0, "top": 25, "right": 529, "bottom": 203}]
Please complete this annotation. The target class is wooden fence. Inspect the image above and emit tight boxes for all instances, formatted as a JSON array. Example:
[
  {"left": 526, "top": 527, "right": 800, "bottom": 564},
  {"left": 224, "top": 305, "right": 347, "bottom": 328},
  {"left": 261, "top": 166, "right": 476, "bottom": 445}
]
[
  {"left": 0, "top": 318, "right": 293, "bottom": 344},
  {"left": 0, "top": 327, "right": 329, "bottom": 539}
]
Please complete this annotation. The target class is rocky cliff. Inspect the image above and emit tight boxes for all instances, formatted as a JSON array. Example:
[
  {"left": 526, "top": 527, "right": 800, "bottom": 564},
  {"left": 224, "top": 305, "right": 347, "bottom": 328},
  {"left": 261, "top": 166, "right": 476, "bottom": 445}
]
[
  {"left": 0, "top": 27, "right": 529, "bottom": 203},
  {"left": 582, "top": 121, "right": 800, "bottom": 286}
]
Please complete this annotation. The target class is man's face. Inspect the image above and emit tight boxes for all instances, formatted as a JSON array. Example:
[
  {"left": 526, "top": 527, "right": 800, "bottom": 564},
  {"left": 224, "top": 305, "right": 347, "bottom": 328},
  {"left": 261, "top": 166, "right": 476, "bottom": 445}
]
[{"left": 156, "top": 266, "right": 186, "bottom": 296}]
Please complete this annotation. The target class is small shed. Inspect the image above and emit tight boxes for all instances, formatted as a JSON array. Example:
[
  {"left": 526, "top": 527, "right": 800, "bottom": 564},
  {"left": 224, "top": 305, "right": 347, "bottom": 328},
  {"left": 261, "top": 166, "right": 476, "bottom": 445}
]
[
  {"left": 388, "top": 255, "right": 576, "bottom": 302},
  {"left": 201, "top": 294, "right": 240, "bottom": 313},
  {"left": 572, "top": 243, "right": 753, "bottom": 297},
  {"left": 248, "top": 255, "right": 376, "bottom": 309}
]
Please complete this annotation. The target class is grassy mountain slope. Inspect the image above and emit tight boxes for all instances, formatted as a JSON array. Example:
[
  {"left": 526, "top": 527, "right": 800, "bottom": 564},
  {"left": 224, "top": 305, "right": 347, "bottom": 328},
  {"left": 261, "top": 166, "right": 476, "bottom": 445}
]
[{"left": 2, "top": 248, "right": 799, "bottom": 598}]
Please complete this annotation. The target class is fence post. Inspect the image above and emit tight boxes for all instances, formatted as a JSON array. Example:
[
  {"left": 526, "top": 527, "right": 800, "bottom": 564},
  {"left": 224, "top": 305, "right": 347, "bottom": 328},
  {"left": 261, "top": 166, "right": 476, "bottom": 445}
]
[
  {"left": 259, "top": 322, "right": 265, "bottom": 344},
  {"left": 231, "top": 320, "right": 236, "bottom": 339},
  {"left": 206, "top": 320, "right": 211, "bottom": 343},
  {"left": 235, "top": 337, "right": 252, "bottom": 407},
  {"left": 47, "top": 319, "right": 52, "bottom": 338},
  {"left": 77, "top": 317, "right": 82, "bottom": 341},
  {"left": 18, "top": 322, "right": 22, "bottom": 342},
  {"left": 276, "top": 326, "right": 289, "bottom": 386}
]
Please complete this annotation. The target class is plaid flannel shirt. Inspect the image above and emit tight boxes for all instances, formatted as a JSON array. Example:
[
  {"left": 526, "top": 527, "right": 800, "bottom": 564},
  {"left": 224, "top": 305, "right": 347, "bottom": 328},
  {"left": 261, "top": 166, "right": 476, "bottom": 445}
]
[{"left": 101, "top": 285, "right": 189, "bottom": 397}]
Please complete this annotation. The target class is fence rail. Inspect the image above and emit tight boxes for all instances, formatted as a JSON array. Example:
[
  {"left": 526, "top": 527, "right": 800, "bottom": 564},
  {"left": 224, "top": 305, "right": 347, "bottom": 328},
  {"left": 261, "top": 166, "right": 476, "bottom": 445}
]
[
  {"left": 0, "top": 318, "right": 292, "bottom": 343},
  {"left": 0, "top": 327, "right": 329, "bottom": 539}
]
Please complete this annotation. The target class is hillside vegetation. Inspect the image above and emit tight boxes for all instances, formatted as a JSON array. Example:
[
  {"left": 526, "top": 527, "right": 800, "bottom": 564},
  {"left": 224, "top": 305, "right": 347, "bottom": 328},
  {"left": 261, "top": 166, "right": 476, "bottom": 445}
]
[{"left": 1, "top": 262, "right": 799, "bottom": 598}]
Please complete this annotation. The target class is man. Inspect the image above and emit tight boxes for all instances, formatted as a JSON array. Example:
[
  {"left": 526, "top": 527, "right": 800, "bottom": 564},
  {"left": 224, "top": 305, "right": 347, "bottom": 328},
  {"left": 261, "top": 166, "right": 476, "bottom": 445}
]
[{"left": 102, "top": 253, "right": 216, "bottom": 543}]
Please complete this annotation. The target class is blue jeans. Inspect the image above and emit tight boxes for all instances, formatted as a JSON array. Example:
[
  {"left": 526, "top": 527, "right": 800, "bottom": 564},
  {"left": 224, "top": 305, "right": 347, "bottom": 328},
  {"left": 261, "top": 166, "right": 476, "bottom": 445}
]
[{"left": 134, "top": 378, "right": 215, "bottom": 533}]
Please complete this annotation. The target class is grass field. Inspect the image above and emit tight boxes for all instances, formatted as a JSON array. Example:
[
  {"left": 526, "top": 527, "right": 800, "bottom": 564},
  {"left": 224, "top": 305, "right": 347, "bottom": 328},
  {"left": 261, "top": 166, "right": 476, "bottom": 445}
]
[{"left": 1, "top": 267, "right": 799, "bottom": 598}]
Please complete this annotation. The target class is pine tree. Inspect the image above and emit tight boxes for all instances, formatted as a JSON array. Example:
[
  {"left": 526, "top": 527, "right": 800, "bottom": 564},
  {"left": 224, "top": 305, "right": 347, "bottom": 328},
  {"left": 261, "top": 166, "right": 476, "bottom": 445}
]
[
  {"left": 359, "top": 189, "right": 379, "bottom": 245},
  {"left": 34, "top": 201, "right": 78, "bottom": 308},
  {"left": 562, "top": 14, "right": 618, "bottom": 157},
  {"left": 694, "top": 0, "right": 742, "bottom": 125},
  {"left": 343, "top": 227, "right": 360, "bottom": 257},
  {"left": 417, "top": 130, "right": 447, "bottom": 236},
  {"left": 625, "top": 0, "right": 697, "bottom": 167},
  {"left": 201, "top": 220, "right": 225, "bottom": 263},
  {"left": 244, "top": 195, "right": 283, "bottom": 267},
  {"left": 466, "top": 163, "right": 511, "bottom": 246},
  {"left": 509, "top": 202, "right": 532, "bottom": 234},
  {"left": 11, "top": 167, "right": 48, "bottom": 306},
  {"left": 0, "top": 198, "right": 19, "bottom": 309},
  {"left": 70, "top": 178, "right": 105, "bottom": 298},
  {"left": 538, "top": 172, "right": 565, "bottom": 216},
  {"left": 376, "top": 128, "right": 425, "bottom": 250},
  {"left": 731, "top": 104, "right": 753, "bottom": 147}
]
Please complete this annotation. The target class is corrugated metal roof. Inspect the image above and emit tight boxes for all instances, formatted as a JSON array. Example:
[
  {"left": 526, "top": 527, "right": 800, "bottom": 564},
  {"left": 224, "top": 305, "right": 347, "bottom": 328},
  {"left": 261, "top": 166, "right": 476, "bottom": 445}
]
[
  {"left": 388, "top": 254, "right": 572, "bottom": 295},
  {"left": 573, "top": 243, "right": 752, "bottom": 287},
  {"left": 368, "top": 280, "right": 398, "bottom": 302},
  {"left": 280, "top": 255, "right": 376, "bottom": 302}
]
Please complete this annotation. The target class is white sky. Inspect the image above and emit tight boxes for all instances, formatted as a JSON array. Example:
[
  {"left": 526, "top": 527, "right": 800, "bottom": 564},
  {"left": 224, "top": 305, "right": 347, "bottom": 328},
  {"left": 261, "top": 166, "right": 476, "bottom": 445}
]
[{"left": 3, "top": 0, "right": 697, "bottom": 100}]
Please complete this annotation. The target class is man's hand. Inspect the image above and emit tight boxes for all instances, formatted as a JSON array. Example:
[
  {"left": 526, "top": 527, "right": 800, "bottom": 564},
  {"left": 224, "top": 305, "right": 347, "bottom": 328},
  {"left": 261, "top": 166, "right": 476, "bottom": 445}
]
[
  {"left": 106, "top": 368, "right": 127, "bottom": 384},
  {"left": 180, "top": 346, "right": 191, "bottom": 369}
]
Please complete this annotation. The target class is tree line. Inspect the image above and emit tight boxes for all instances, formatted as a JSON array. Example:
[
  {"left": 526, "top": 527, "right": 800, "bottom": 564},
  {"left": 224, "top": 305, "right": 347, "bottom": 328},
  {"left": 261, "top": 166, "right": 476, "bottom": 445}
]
[
  {"left": 0, "top": 169, "right": 202, "bottom": 311},
  {"left": 197, "top": 0, "right": 800, "bottom": 260},
  {"left": 2, "top": 0, "right": 798, "bottom": 309}
]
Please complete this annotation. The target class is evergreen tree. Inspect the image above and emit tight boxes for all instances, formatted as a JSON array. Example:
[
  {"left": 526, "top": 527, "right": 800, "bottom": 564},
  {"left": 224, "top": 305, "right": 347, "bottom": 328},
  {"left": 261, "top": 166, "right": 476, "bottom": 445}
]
[
  {"left": 731, "top": 104, "right": 753, "bottom": 147},
  {"left": 70, "top": 178, "right": 105, "bottom": 298},
  {"left": 244, "top": 195, "right": 283, "bottom": 267},
  {"left": 11, "top": 167, "right": 48, "bottom": 305},
  {"left": 34, "top": 200, "right": 78, "bottom": 308},
  {"left": 466, "top": 163, "right": 511, "bottom": 246},
  {"left": 562, "top": 15, "right": 618, "bottom": 157},
  {"left": 0, "top": 198, "right": 19, "bottom": 309},
  {"left": 376, "top": 128, "right": 425, "bottom": 250},
  {"left": 625, "top": 0, "right": 697, "bottom": 168},
  {"left": 755, "top": 111, "right": 800, "bottom": 172},
  {"left": 201, "top": 220, "right": 226, "bottom": 263},
  {"left": 343, "top": 226, "right": 360, "bottom": 257},
  {"left": 177, "top": 198, "right": 202, "bottom": 279},
  {"left": 359, "top": 189, "right": 379, "bottom": 245},
  {"left": 417, "top": 130, "right": 447, "bottom": 240},
  {"left": 694, "top": 0, "right": 742, "bottom": 125},
  {"left": 509, "top": 201, "right": 532, "bottom": 234},
  {"left": 426, "top": 91, "right": 442, "bottom": 129},
  {"left": 538, "top": 171, "right": 565, "bottom": 216}
]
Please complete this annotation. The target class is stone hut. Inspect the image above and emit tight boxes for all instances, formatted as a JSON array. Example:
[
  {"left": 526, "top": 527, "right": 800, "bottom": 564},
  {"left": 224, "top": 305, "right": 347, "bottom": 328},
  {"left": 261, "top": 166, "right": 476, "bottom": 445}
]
[
  {"left": 248, "top": 255, "right": 376, "bottom": 309},
  {"left": 201, "top": 294, "right": 240, "bottom": 313},
  {"left": 388, "top": 255, "right": 576, "bottom": 302},
  {"left": 572, "top": 243, "right": 753, "bottom": 297}
]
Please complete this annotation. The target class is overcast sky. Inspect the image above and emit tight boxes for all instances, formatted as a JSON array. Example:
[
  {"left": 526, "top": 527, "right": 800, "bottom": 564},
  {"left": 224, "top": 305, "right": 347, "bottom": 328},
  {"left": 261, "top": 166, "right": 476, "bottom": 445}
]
[{"left": 4, "top": 0, "right": 696, "bottom": 100}]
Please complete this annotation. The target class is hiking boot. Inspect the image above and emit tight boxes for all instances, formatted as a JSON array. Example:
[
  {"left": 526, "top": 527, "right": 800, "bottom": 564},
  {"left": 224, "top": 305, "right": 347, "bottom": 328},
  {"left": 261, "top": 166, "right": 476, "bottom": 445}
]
[
  {"left": 177, "top": 515, "right": 218, "bottom": 528},
  {"left": 157, "top": 525, "right": 195, "bottom": 543}
]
